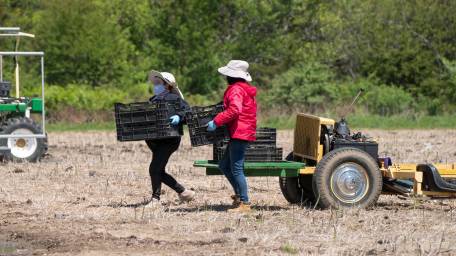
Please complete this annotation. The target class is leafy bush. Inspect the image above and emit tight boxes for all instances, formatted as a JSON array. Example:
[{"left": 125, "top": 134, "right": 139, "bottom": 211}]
[
  {"left": 265, "top": 62, "right": 337, "bottom": 111},
  {"left": 24, "top": 83, "right": 151, "bottom": 112},
  {"left": 363, "top": 85, "right": 414, "bottom": 116}
]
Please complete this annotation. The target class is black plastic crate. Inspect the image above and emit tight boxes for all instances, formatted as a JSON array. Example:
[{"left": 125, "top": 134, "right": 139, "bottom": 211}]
[
  {"left": 213, "top": 145, "right": 283, "bottom": 162},
  {"left": 114, "top": 101, "right": 182, "bottom": 141},
  {"left": 252, "top": 127, "right": 277, "bottom": 146},
  {"left": 244, "top": 147, "right": 283, "bottom": 162},
  {"left": 0, "top": 81, "right": 11, "bottom": 97},
  {"left": 186, "top": 103, "right": 230, "bottom": 146},
  {"left": 255, "top": 127, "right": 277, "bottom": 141},
  {"left": 214, "top": 127, "right": 277, "bottom": 148},
  {"left": 115, "top": 101, "right": 180, "bottom": 126}
]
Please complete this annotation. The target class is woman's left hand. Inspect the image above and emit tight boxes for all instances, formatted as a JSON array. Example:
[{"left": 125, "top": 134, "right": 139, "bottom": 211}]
[
  {"left": 169, "top": 115, "right": 180, "bottom": 125},
  {"left": 206, "top": 120, "right": 217, "bottom": 131}
]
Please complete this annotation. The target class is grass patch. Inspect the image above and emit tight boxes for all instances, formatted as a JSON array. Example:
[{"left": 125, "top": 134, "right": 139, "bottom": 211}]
[
  {"left": 47, "top": 122, "right": 115, "bottom": 132},
  {"left": 348, "top": 115, "right": 456, "bottom": 129},
  {"left": 45, "top": 114, "right": 456, "bottom": 132},
  {"left": 260, "top": 114, "right": 456, "bottom": 129},
  {"left": 280, "top": 243, "right": 299, "bottom": 254}
]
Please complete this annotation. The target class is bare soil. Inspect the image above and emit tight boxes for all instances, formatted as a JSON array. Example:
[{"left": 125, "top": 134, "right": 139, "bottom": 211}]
[{"left": 1, "top": 130, "right": 456, "bottom": 255}]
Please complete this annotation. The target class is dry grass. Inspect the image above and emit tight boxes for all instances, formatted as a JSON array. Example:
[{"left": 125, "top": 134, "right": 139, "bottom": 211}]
[{"left": 1, "top": 130, "right": 456, "bottom": 255}]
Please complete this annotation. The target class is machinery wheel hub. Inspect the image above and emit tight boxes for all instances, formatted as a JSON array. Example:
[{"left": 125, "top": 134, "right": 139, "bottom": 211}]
[
  {"left": 330, "top": 163, "right": 369, "bottom": 203},
  {"left": 7, "top": 128, "right": 38, "bottom": 159}
]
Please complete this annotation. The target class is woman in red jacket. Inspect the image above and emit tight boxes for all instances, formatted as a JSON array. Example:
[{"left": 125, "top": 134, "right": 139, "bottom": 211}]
[{"left": 207, "top": 60, "right": 257, "bottom": 212}]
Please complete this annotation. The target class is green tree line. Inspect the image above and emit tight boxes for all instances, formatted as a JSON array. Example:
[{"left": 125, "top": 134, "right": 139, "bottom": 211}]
[{"left": 0, "top": 0, "right": 455, "bottom": 120}]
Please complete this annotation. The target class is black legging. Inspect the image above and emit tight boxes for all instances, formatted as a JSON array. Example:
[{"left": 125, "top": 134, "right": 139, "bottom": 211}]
[{"left": 146, "top": 137, "right": 185, "bottom": 200}]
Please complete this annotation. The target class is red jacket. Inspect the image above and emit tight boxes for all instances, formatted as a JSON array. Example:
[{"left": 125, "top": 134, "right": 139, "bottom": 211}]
[{"left": 214, "top": 81, "right": 257, "bottom": 141}]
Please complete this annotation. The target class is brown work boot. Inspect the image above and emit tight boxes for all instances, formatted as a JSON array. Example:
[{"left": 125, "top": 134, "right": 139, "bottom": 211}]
[
  {"left": 231, "top": 195, "right": 241, "bottom": 206},
  {"left": 228, "top": 202, "right": 251, "bottom": 213},
  {"left": 178, "top": 189, "right": 195, "bottom": 202}
]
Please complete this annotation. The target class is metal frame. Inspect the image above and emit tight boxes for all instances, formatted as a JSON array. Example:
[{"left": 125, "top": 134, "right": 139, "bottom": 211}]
[
  {"left": 195, "top": 160, "right": 456, "bottom": 198},
  {"left": 381, "top": 164, "right": 456, "bottom": 197},
  {"left": 0, "top": 51, "right": 46, "bottom": 139},
  {"left": 194, "top": 160, "right": 305, "bottom": 177},
  {"left": 0, "top": 27, "right": 35, "bottom": 38}
]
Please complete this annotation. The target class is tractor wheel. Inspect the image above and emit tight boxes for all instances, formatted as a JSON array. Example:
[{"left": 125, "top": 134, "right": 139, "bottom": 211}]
[
  {"left": 0, "top": 117, "right": 48, "bottom": 162},
  {"left": 312, "top": 148, "right": 382, "bottom": 209},
  {"left": 279, "top": 152, "right": 315, "bottom": 205}
]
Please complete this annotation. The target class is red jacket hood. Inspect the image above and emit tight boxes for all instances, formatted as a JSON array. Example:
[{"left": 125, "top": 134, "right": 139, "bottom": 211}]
[{"left": 229, "top": 81, "right": 257, "bottom": 97}]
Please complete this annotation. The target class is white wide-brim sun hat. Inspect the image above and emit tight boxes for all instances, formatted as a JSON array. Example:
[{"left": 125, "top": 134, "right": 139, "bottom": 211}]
[
  {"left": 148, "top": 70, "right": 185, "bottom": 99},
  {"left": 217, "top": 60, "right": 252, "bottom": 82}
]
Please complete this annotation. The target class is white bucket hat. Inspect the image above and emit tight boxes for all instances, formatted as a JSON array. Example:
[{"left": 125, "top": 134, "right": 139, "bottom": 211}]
[
  {"left": 148, "top": 70, "right": 185, "bottom": 99},
  {"left": 217, "top": 60, "right": 252, "bottom": 82}
]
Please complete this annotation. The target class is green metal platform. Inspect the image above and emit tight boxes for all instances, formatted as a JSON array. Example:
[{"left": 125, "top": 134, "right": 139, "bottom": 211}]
[
  {"left": 193, "top": 160, "right": 305, "bottom": 177},
  {"left": 0, "top": 98, "right": 43, "bottom": 113}
]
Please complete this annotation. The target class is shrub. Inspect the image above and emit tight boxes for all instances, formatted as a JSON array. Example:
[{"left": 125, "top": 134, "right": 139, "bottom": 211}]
[
  {"left": 364, "top": 85, "right": 414, "bottom": 116},
  {"left": 265, "top": 62, "right": 337, "bottom": 112}
]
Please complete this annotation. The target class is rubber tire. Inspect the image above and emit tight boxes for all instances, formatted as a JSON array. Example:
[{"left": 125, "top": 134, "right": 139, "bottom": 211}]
[
  {"left": 279, "top": 152, "right": 315, "bottom": 204},
  {"left": 312, "top": 148, "right": 382, "bottom": 209},
  {"left": 0, "top": 117, "right": 48, "bottom": 162}
]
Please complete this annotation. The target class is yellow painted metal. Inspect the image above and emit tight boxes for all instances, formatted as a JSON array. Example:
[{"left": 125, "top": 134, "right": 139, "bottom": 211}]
[
  {"left": 299, "top": 167, "right": 315, "bottom": 174},
  {"left": 301, "top": 162, "right": 456, "bottom": 198},
  {"left": 382, "top": 163, "right": 456, "bottom": 179},
  {"left": 381, "top": 163, "right": 456, "bottom": 197},
  {"left": 413, "top": 171, "right": 423, "bottom": 195},
  {"left": 15, "top": 62, "right": 19, "bottom": 98},
  {"left": 381, "top": 164, "right": 417, "bottom": 179},
  {"left": 293, "top": 113, "right": 334, "bottom": 161},
  {"left": 434, "top": 164, "right": 456, "bottom": 177}
]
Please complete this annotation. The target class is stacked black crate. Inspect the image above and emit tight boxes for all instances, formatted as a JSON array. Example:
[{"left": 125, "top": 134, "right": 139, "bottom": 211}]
[
  {"left": 114, "top": 100, "right": 182, "bottom": 141},
  {"left": 213, "top": 128, "right": 283, "bottom": 162},
  {"left": 185, "top": 103, "right": 230, "bottom": 147},
  {"left": 0, "top": 81, "right": 11, "bottom": 97}
]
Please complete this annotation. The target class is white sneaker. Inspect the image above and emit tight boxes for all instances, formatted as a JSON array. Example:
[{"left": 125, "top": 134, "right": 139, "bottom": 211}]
[
  {"left": 178, "top": 189, "right": 195, "bottom": 202},
  {"left": 144, "top": 198, "right": 161, "bottom": 209}
]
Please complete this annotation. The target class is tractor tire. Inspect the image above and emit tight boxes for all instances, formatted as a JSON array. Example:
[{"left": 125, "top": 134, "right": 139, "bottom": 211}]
[
  {"left": 0, "top": 117, "right": 48, "bottom": 162},
  {"left": 312, "top": 148, "right": 382, "bottom": 209},
  {"left": 279, "top": 152, "right": 315, "bottom": 205}
]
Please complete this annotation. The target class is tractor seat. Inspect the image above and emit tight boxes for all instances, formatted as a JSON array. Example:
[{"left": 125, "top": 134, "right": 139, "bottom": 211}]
[{"left": 418, "top": 164, "right": 456, "bottom": 192}]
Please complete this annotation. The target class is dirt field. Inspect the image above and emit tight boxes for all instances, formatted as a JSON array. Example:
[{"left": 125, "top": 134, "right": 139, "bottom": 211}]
[{"left": 1, "top": 129, "right": 456, "bottom": 255}]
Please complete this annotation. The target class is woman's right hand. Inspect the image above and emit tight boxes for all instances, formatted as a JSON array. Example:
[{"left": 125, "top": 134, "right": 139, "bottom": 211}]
[{"left": 170, "top": 115, "right": 180, "bottom": 125}]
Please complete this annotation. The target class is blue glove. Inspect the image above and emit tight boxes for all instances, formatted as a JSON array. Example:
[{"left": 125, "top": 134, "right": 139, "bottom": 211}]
[
  {"left": 206, "top": 120, "right": 217, "bottom": 131},
  {"left": 169, "top": 115, "right": 180, "bottom": 125}
]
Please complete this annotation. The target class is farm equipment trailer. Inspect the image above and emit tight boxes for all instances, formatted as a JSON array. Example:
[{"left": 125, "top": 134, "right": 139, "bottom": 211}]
[
  {"left": 0, "top": 27, "right": 47, "bottom": 162},
  {"left": 194, "top": 111, "right": 456, "bottom": 209}
]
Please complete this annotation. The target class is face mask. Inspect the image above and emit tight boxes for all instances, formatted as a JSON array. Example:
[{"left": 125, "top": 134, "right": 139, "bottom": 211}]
[{"left": 153, "top": 84, "right": 166, "bottom": 95}]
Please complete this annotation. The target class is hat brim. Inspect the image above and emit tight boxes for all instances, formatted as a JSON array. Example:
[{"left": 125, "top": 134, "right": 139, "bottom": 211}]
[
  {"left": 171, "top": 87, "right": 185, "bottom": 100},
  {"left": 149, "top": 70, "right": 184, "bottom": 99},
  {"left": 218, "top": 66, "right": 252, "bottom": 82},
  {"left": 149, "top": 70, "right": 179, "bottom": 87}
]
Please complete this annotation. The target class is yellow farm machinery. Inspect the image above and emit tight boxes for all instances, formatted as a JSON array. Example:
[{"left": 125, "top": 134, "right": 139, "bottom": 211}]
[{"left": 194, "top": 95, "right": 456, "bottom": 209}]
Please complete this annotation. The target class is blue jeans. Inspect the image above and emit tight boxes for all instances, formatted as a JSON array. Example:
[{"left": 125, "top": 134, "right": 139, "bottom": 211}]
[{"left": 218, "top": 139, "right": 249, "bottom": 203}]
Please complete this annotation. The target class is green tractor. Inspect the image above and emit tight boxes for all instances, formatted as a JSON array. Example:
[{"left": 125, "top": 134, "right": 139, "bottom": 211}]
[{"left": 0, "top": 27, "right": 47, "bottom": 162}]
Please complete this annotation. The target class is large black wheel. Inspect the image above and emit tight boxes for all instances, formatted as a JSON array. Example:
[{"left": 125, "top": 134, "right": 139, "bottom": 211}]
[
  {"left": 0, "top": 117, "right": 48, "bottom": 162},
  {"left": 279, "top": 152, "right": 315, "bottom": 205},
  {"left": 312, "top": 148, "right": 382, "bottom": 209}
]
